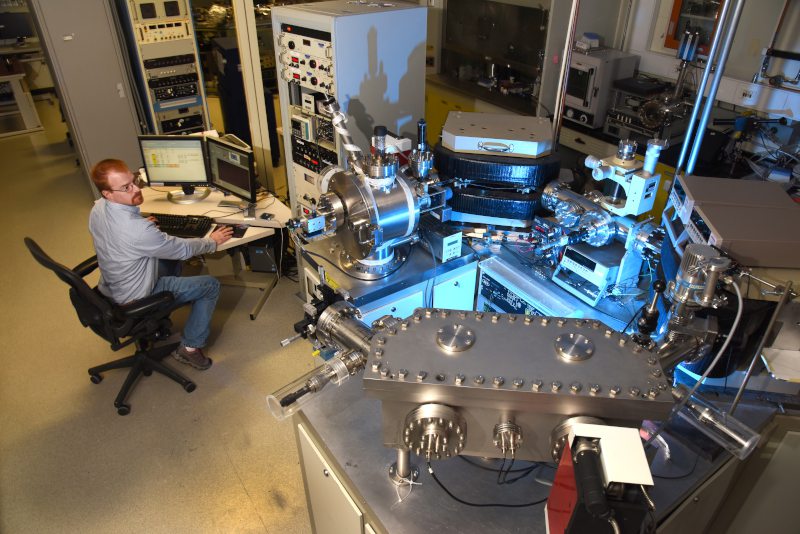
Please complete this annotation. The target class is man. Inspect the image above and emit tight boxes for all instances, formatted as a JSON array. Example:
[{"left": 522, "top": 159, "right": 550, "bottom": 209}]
[{"left": 88, "top": 159, "right": 233, "bottom": 370}]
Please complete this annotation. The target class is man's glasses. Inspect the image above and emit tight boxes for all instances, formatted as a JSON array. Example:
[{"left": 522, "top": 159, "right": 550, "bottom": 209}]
[{"left": 109, "top": 172, "right": 146, "bottom": 193}]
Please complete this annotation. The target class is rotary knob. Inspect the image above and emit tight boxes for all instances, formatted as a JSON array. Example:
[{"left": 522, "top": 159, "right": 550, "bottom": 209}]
[{"left": 309, "top": 59, "right": 317, "bottom": 68}]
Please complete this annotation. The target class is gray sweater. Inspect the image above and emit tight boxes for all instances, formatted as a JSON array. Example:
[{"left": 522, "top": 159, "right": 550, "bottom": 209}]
[{"left": 89, "top": 198, "right": 217, "bottom": 304}]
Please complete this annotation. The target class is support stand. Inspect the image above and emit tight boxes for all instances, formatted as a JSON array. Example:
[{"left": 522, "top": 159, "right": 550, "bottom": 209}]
[
  {"left": 168, "top": 186, "right": 211, "bottom": 204},
  {"left": 217, "top": 246, "right": 278, "bottom": 320},
  {"left": 388, "top": 448, "right": 419, "bottom": 486}
]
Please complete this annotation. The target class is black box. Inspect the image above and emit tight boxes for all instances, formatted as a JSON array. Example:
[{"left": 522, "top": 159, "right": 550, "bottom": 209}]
[{"left": 248, "top": 245, "right": 277, "bottom": 273}]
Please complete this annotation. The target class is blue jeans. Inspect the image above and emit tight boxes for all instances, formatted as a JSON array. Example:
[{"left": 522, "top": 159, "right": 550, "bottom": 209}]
[{"left": 152, "top": 274, "right": 220, "bottom": 349}]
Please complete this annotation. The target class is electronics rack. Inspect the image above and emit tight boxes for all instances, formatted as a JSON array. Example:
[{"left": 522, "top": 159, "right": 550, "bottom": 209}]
[
  {"left": 118, "top": 0, "right": 209, "bottom": 134},
  {"left": 270, "top": 1, "right": 426, "bottom": 215}
]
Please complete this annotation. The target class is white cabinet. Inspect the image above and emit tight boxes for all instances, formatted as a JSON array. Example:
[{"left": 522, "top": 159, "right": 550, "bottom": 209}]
[
  {"left": 433, "top": 267, "right": 477, "bottom": 310},
  {"left": 297, "top": 424, "right": 364, "bottom": 534},
  {"left": 559, "top": 126, "right": 617, "bottom": 156},
  {"left": 359, "top": 262, "right": 478, "bottom": 325},
  {"left": 360, "top": 290, "right": 425, "bottom": 325}
]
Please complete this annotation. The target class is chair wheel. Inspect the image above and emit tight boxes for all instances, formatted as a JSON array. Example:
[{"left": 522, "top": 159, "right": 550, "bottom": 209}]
[
  {"left": 142, "top": 368, "right": 153, "bottom": 376},
  {"left": 155, "top": 328, "right": 171, "bottom": 340},
  {"left": 90, "top": 374, "right": 103, "bottom": 384},
  {"left": 116, "top": 404, "right": 131, "bottom": 416},
  {"left": 184, "top": 382, "right": 196, "bottom": 393}
]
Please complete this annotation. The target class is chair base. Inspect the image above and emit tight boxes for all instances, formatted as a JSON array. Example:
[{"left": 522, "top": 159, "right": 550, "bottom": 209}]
[{"left": 88, "top": 341, "right": 196, "bottom": 415}]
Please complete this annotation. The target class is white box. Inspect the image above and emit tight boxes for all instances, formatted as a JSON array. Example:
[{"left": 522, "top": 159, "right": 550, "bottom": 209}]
[{"left": 441, "top": 112, "right": 553, "bottom": 158}]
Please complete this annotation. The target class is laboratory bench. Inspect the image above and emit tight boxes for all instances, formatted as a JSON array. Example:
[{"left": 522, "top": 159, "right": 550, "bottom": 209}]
[{"left": 293, "top": 371, "right": 780, "bottom": 534}]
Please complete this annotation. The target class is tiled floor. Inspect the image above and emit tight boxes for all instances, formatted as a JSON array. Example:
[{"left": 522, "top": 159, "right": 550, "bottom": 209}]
[{"left": 0, "top": 98, "right": 313, "bottom": 533}]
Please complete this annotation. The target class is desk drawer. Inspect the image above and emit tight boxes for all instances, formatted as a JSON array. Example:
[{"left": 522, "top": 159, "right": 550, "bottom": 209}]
[{"left": 560, "top": 127, "right": 617, "bottom": 156}]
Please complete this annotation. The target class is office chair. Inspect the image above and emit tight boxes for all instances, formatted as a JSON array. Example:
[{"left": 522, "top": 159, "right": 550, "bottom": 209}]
[{"left": 24, "top": 237, "right": 196, "bottom": 415}]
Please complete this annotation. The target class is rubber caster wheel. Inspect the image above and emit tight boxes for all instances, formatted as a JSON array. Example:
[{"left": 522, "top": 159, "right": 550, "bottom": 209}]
[
  {"left": 142, "top": 368, "right": 153, "bottom": 376},
  {"left": 116, "top": 404, "right": 131, "bottom": 416},
  {"left": 90, "top": 374, "right": 103, "bottom": 384},
  {"left": 184, "top": 382, "right": 197, "bottom": 393}
]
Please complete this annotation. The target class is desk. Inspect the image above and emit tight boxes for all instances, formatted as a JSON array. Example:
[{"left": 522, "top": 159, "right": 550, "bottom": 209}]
[
  {"left": 0, "top": 58, "right": 42, "bottom": 137},
  {"left": 140, "top": 187, "right": 291, "bottom": 319}
]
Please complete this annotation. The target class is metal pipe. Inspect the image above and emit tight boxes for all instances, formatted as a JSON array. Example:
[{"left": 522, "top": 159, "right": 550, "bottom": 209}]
[
  {"left": 675, "top": 0, "right": 736, "bottom": 174},
  {"left": 618, "top": 0, "right": 633, "bottom": 51},
  {"left": 740, "top": 271, "right": 798, "bottom": 298},
  {"left": 686, "top": 0, "right": 747, "bottom": 175},
  {"left": 730, "top": 281, "right": 793, "bottom": 414},
  {"left": 552, "top": 0, "right": 581, "bottom": 145},
  {"left": 396, "top": 448, "right": 411, "bottom": 479}
]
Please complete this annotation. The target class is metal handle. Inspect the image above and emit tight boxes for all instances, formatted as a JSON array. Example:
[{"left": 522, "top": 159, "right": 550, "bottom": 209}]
[
  {"left": 478, "top": 141, "right": 513, "bottom": 153},
  {"left": 280, "top": 332, "right": 303, "bottom": 347},
  {"left": 323, "top": 469, "right": 329, "bottom": 477}
]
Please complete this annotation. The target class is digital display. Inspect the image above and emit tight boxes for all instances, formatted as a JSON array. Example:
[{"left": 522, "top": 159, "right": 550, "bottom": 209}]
[
  {"left": 690, "top": 209, "right": 712, "bottom": 242},
  {"left": 207, "top": 137, "right": 255, "bottom": 203},
  {"left": 673, "top": 180, "right": 686, "bottom": 204},
  {"left": 564, "top": 247, "right": 597, "bottom": 272},
  {"left": 217, "top": 160, "right": 248, "bottom": 191},
  {"left": 139, "top": 136, "right": 208, "bottom": 185}
]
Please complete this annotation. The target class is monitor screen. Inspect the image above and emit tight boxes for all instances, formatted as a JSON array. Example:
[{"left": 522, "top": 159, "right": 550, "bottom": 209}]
[
  {"left": 138, "top": 135, "right": 208, "bottom": 186},
  {"left": 0, "top": 12, "right": 35, "bottom": 40},
  {"left": 207, "top": 137, "right": 256, "bottom": 203}
]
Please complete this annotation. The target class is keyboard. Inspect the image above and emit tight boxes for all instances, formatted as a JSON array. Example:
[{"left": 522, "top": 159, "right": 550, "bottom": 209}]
[{"left": 150, "top": 213, "right": 213, "bottom": 238}]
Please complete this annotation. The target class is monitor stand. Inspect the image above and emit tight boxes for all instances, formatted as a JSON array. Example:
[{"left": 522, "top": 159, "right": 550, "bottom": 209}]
[
  {"left": 217, "top": 199, "right": 256, "bottom": 220},
  {"left": 168, "top": 185, "right": 211, "bottom": 204}
]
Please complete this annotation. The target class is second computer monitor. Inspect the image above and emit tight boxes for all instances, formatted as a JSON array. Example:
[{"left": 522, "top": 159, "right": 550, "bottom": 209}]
[{"left": 207, "top": 136, "right": 257, "bottom": 204}]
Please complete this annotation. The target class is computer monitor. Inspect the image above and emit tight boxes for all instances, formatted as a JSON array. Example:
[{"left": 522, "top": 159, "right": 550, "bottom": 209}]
[
  {"left": 0, "top": 12, "right": 36, "bottom": 44},
  {"left": 138, "top": 135, "right": 210, "bottom": 204},
  {"left": 207, "top": 136, "right": 257, "bottom": 217}
]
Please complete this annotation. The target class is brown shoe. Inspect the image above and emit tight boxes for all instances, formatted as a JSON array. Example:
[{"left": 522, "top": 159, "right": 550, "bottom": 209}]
[{"left": 172, "top": 346, "right": 212, "bottom": 370}]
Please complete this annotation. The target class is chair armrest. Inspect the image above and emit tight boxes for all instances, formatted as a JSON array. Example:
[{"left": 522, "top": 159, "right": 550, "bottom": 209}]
[
  {"left": 73, "top": 256, "right": 98, "bottom": 278},
  {"left": 116, "top": 291, "right": 175, "bottom": 318}
]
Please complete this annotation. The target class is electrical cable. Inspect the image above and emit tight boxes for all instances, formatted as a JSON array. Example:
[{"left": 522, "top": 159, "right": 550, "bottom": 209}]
[
  {"left": 644, "top": 281, "right": 744, "bottom": 449},
  {"left": 421, "top": 237, "right": 438, "bottom": 307},
  {"left": 622, "top": 304, "right": 645, "bottom": 334},
  {"left": 458, "top": 456, "right": 540, "bottom": 474},
  {"left": 426, "top": 461, "right": 548, "bottom": 508},
  {"left": 496, "top": 454, "right": 508, "bottom": 485},
  {"left": 651, "top": 454, "right": 700, "bottom": 479},
  {"left": 302, "top": 249, "right": 358, "bottom": 279}
]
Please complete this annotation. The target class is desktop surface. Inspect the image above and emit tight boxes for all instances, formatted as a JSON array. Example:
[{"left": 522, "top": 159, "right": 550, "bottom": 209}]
[
  {"left": 140, "top": 186, "right": 290, "bottom": 229},
  {"left": 140, "top": 187, "right": 290, "bottom": 252}
]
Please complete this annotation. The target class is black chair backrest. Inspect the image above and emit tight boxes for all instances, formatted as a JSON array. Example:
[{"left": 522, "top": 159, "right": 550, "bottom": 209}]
[{"left": 24, "top": 237, "right": 120, "bottom": 344}]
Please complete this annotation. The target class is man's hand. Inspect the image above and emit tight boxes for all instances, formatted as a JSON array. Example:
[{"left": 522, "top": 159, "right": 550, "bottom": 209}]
[
  {"left": 146, "top": 215, "right": 158, "bottom": 225},
  {"left": 210, "top": 225, "right": 234, "bottom": 246}
]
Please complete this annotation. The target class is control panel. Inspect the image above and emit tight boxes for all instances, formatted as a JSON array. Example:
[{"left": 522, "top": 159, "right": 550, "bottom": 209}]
[
  {"left": 271, "top": 2, "right": 426, "bottom": 215},
  {"left": 477, "top": 256, "right": 579, "bottom": 318},
  {"left": 564, "top": 106, "right": 594, "bottom": 126},
  {"left": 275, "top": 23, "right": 340, "bottom": 211},
  {"left": 551, "top": 242, "right": 624, "bottom": 306},
  {"left": 277, "top": 25, "right": 334, "bottom": 94},
  {"left": 120, "top": 0, "right": 209, "bottom": 134}
]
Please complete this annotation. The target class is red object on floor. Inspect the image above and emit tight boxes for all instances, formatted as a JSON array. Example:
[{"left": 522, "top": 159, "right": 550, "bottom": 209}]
[{"left": 546, "top": 443, "right": 579, "bottom": 533}]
